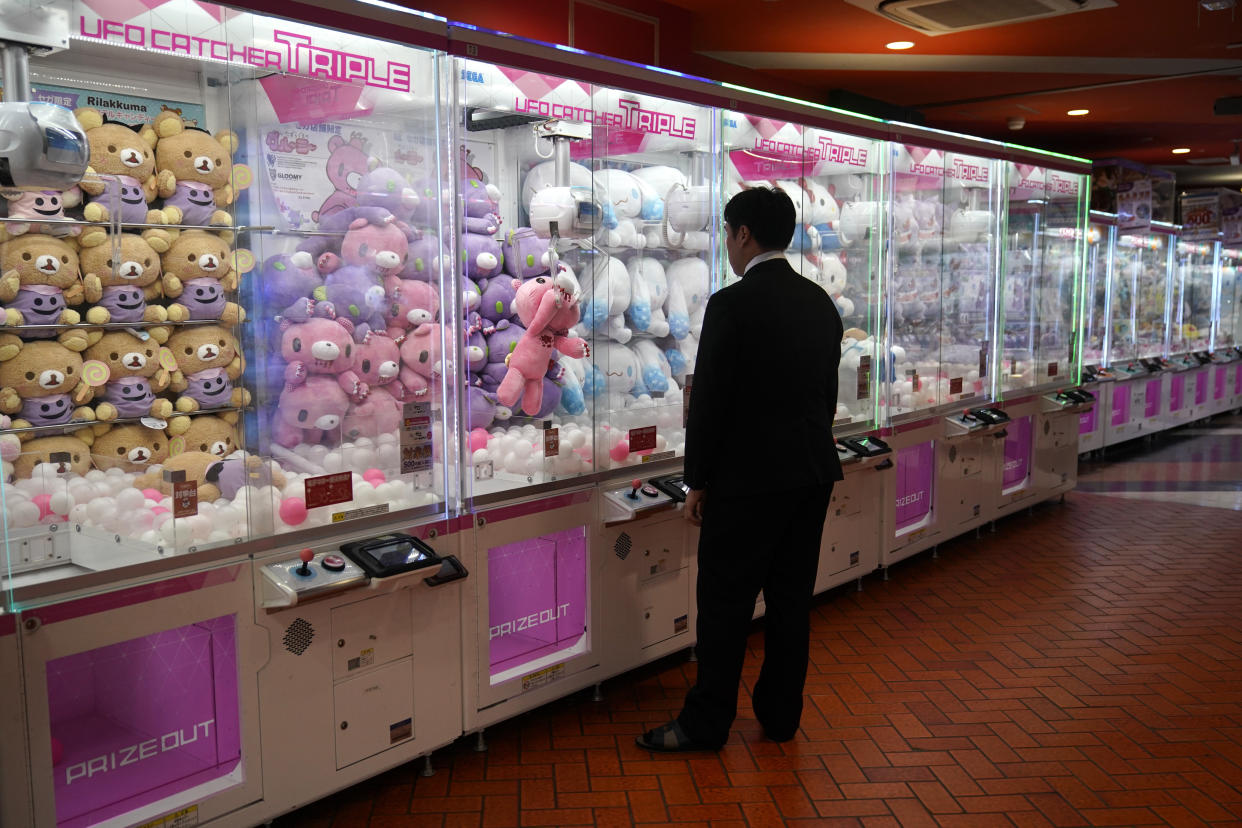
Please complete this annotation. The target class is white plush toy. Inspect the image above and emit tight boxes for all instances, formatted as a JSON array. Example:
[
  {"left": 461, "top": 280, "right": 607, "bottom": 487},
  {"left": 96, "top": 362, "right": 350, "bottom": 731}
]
[
  {"left": 786, "top": 251, "right": 822, "bottom": 284},
  {"left": 626, "top": 255, "right": 670, "bottom": 337},
  {"left": 591, "top": 340, "right": 639, "bottom": 412},
  {"left": 596, "top": 169, "right": 648, "bottom": 249},
  {"left": 578, "top": 254, "right": 633, "bottom": 343},
  {"left": 665, "top": 256, "right": 710, "bottom": 340}
]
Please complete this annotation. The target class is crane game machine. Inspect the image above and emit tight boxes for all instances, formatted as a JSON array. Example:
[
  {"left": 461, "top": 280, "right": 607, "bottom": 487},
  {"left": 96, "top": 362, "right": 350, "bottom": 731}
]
[
  {"left": 447, "top": 26, "right": 721, "bottom": 731},
  {"left": 719, "top": 98, "right": 889, "bottom": 597},
  {"left": 994, "top": 158, "right": 1091, "bottom": 519},
  {"left": 1220, "top": 245, "right": 1242, "bottom": 410},
  {"left": 0, "top": 1, "right": 475, "bottom": 825},
  {"left": 881, "top": 129, "right": 1004, "bottom": 569},
  {"left": 1170, "top": 237, "right": 1216, "bottom": 422},
  {"left": 1077, "top": 214, "right": 1114, "bottom": 454},
  {"left": 1179, "top": 188, "right": 1240, "bottom": 418}
]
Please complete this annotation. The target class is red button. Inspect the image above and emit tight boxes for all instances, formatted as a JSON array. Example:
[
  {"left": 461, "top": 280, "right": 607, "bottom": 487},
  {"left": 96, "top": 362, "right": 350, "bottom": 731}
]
[{"left": 321, "top": 554, "right": 347, "bottom": 572}]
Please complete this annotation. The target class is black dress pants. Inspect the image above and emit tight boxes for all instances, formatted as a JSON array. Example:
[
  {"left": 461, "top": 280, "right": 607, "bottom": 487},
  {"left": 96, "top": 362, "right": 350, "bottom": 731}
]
[{"left": 676, "top": 483, "right": 833, "bottom": 748}]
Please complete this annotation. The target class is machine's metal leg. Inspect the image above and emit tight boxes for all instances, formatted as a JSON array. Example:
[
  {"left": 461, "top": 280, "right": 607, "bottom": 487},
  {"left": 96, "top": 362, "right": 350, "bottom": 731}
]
[
  {"left": 975, "top": 526, "right": 981, "bottom": 540},
  {"left": 473, "top": 730, "right": 487, "bottom": 753},
  {"left": 592, "top": 682, "right": 604, "bottom": 703},
  {"left": 1060, "top": 493, "right": 1066, "bottom": 504},
  {"left": 1028, "top": 506, "right": 1034, "bottom": 516},
  {"left": 931, "top": 545, "right": 939, "bottom": 559},
  {"left": 989, "top": 520, "right": 997, "bottom": 533},
  {"left": 856, "top": 576, "right": 863, "bottom": 592},
  {"left": 883, "top": 565, "right": 890, "bottom": 581},
  {"left": 422, "top": 754, "right": 435, "bottom": 777},
  {"left": 687, "top": 646, "right": 698, "bottom": 663}
]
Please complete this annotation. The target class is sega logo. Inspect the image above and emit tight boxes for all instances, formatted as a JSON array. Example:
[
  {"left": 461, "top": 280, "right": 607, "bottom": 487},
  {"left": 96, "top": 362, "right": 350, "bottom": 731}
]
[{"left": 460, "top": 69, "right": 485, "bottom": 84}]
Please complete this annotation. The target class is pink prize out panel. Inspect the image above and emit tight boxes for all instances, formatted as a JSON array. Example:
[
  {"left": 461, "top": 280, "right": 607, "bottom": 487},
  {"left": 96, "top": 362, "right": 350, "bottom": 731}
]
[
  {"left": 895, "top": 441, "right": 935, "bottom": 531},
  {"left": 1144, "top": 379, "right": 1161, "bottom": 418},
  {"left": 1170, "top": 374, "right": 1186, "bottom": 412},
  {"left": 488, "top": 526, "right": 588, "bottom": 680},
  {"left": 1195, "top": 370, "right": 1209, "bottom": 405},
  {"left": 1110, "top": 384, "right": 1131, "bottom": 426},
  {"left": 1002, "top": 416, "right": 1033, "bottom": 491},
  {"left": 1215, "top": 366, "right": 1226, "bottom": 401},
  {"left": 1236, "top": 364, "right": 1242, "bottom": 395},
  {"left": 1079, "top": 405, "right": 1097, "bottom": 435},
  {"left": 47, "top": 615, "right": 242, "bottom": 828}
]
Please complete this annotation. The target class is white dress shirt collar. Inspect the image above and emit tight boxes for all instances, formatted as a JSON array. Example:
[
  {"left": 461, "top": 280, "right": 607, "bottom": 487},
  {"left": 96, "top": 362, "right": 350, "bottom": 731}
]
[{"left": 743, "top": 250, "right": 787, "bottom": 275}]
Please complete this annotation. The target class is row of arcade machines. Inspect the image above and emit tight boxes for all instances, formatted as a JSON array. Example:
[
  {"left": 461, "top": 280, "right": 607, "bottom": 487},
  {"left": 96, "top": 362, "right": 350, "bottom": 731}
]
[
  {"left": 1078, "top": 214, "right": 1242, "bottom": 453},
  {"left": 0, "top": 2, "right": 1092, "bottom": 826}
]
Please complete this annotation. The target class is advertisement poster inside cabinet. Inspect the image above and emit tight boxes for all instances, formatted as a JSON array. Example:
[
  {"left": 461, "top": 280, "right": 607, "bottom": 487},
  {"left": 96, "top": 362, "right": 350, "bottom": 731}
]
[
  {"left": 46, "top": 615, "right": 242, "bottom": 828},
  {"left": 895, "top": 442, "right": 934, "bottom": 532}
]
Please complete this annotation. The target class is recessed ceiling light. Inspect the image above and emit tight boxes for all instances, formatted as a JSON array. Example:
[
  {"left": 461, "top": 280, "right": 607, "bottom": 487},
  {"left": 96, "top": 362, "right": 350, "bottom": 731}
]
[
  {"left": 1067, "top": 109, "right": 1089, "bottom": 116},
  {"left": 1172, "top": 147, "right": 1192, "bottom": 154},
  {"left": 886, "top": 41, "right": 915, "bottom": 50}
]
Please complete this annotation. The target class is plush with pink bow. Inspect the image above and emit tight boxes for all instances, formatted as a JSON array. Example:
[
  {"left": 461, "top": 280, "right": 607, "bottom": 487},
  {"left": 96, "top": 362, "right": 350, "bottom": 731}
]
[{"left": 497, "top": 269, "right": 589, "bottom": 416}]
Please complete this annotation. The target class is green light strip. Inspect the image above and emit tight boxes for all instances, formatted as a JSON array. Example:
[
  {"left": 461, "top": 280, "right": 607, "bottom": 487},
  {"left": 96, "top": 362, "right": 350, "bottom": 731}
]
[{"left": 1005, "top": 142, "right": 1091, "bottom": 164}]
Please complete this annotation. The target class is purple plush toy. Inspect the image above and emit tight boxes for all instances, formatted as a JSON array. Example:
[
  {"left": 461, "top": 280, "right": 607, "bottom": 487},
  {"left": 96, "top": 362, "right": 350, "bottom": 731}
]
[
  {"left": 4, "top": 287, "right": 69, "bottom": 340},
  {"left": 501, "top": 227, "right": 551, "bottom": 279},
  {"left": 465, "top": 384, "right": 498, "bottom": 430},
  {"left": 164, "top": 182, "right": 219, "bottom": 227},
  {"left": 462, "top": 177, "right": 501, "bottom": 218},
  {"left": 180, "top": 368, "right": 238, "bottom": 412},
  {"left": 167, "top": 277, "right": 244, "bottom": 324},
  {"left": 260, "top": 253, "right": 328, "bottom": 319},
  {"left": 19, "top": 393, "right": 75, "bottom": 427},
  {"left": 479, "top": 319, "right": 526, "bottom": 392},
  {"left": 402, "top": 233, "right": 449, "bottom": 283},
  {"left": 101, "top": 376, "right": 160, "bottom": 418},
  {"left": 478, "top": 274, "right": 519, "bottom": 325},
  {"left": 92, "top": 176, "right": 151, "bottom": 225},
  {"left": 357, "top": 167, "right": 420, "bottom": 223},
  {"left": 319, "top": 265, "right": 387, "bottom": 341},
  {"left": 461, "top": 232, "right": 504, "bottom": 281},
  {"left": 205, "top": 457, "right": 284, "bottom": 499}
]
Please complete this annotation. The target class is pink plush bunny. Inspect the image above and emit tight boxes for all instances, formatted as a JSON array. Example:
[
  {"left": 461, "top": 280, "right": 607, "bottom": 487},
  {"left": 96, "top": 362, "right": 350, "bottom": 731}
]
[{"left": 498, "top": 267, "right": 589, "bottom": 416}]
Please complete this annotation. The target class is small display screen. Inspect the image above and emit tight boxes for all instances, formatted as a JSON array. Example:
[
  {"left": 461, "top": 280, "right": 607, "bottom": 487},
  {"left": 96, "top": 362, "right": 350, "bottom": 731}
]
[{"left": 342, "top": 533, "right": 438, "bottom": 577}]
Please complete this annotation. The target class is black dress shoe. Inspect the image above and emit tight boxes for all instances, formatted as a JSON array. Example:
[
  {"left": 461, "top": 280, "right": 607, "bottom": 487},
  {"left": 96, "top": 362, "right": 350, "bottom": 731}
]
[{"left": 635, "top": 720, "right": 716, "bottom": 753}]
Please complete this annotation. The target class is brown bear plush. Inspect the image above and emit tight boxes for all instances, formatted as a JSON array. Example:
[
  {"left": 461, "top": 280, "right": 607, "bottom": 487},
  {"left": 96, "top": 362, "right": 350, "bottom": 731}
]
[
  {"left": 167, "top": 412, "right": 240, "bottom": 458},
  {"left": 13, "top": 431, "right": 93, "bottom": 479},
  {"left": 0, "top": 234, "right": 92, "bottom": 352},
  {"left": 89, "top": 422, "right": 169, "bottom": 472},
  {"left": 82, "top": 331, "right": 174, "bottom": 422},
  {"left": 73, "top": 108, "right": 172, "bottom": 252},
  {"left": 0, "top": 337, "right": 96, "bottom": 435},
  {"left": 161, "top": 230, "right": 244, "bottom": 325},
  {"left": 153, "top": 110, "right": 238, "bottom": 232},
  {"left": 80, "top": 232, "right": 171, "bottom": 341},
  {"left": 166, "top": 325, "right": 250, "bottom": 433},
  {"left": 132, "top": 449, "right": 222, "bottom": 500}
]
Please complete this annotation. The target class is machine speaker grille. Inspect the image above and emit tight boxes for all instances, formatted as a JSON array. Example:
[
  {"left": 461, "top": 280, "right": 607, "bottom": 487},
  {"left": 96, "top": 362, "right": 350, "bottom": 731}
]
[
  {"left": 283, "top": 617, "right": 315, "bottom": 656},
  {"left": 615, "top": 532, "right": 632, "bottom": 560}
]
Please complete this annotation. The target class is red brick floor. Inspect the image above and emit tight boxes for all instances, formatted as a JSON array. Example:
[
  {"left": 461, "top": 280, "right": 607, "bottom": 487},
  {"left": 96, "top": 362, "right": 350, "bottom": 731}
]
[{"left": 275, "top": 490, "right": 1242, "bottom": 826}]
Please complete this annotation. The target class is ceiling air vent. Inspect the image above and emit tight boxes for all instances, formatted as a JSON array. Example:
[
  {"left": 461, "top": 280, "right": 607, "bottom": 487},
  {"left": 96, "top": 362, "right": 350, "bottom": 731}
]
[{"left": 845, "top": 0, "right": 1116, "bottom": 35}]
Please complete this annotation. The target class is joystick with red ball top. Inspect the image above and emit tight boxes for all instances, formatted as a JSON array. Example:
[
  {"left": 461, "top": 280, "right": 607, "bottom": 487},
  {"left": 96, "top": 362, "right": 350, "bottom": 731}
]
[
  {"left": 628, "top": 479, "right": 642, "bottom": 500},
  {"left": 297, "top": 548, "right": 314, "bottom": 576}
]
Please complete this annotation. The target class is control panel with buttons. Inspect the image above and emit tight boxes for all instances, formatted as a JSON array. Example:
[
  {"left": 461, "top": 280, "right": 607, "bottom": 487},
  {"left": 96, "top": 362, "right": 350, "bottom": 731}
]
[
  {"left": 260, "top": 547, "right": 368, "bottom": 608},
  {"left": 602, "top": 476, "right": 678, "bottom": 524}
]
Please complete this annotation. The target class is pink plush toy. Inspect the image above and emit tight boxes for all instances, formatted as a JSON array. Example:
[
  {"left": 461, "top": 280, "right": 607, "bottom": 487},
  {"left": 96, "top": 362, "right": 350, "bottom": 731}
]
[
  {"left": 398, "top": 322, "right": 445, "bottom": 401},
  {"left": 497, "top": 269, "right": 589, "bottom": 415},
  {"left": 280, "top": 316, "right": 368, "bottom": 403},
  {"left": 382, "top": 274, "right": 440, "bottom": 339},
  {"left": 1, "top": 189, "right": 82, "bottom": 239},
  {"left": 341, "top": 214, "right": 410, "bottom": 278},
  {"left": 272, "top": 375, "right": 350, "bottom": 448},
  {"left": 342, "top": 384, "right": 402, "bottom": 441},
  {"left": 354, "top": 330, "right": 403, "bottom": 398}
]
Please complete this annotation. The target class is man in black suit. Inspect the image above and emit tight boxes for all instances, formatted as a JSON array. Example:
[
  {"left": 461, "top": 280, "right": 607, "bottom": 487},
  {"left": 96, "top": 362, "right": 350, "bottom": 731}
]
[{"left": 637, "top": 186, "right": 844, "bottom": 752}]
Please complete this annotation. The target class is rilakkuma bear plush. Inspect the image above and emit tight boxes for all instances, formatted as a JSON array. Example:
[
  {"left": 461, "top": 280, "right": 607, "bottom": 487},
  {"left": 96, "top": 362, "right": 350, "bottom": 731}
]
[
  {"left": 89, "top": 422, "right": 169, "bottom": 472},
  {"left": 73, "top": 109, "right": 172, "bottom": 252},
  {"left": 82, "top": 330, "right": 174, "bottom": 422},
  {"left": 626, "top": 255, "right": 670, "bottom": 337},
  {"left": 271, "top": 375, "right": 350, "bottom": 448},
  {"left": 132, "top": 450, "right": 221, "bottom": 500},
  {"left": 0, "top": 338, "right": 96, "bottom": 432},
  {"left": 353, "top": 331, "right": 404, "bottom": 398},
  {"left": 161, "top": 230, "right": 243, "bottom": 325},
  {"left": 280, "top": 316, "right": 367, "bottom": 403},
  {"left": 578, "top": 255, "right": 632, "bottom": 343},
  {"left": 153, "top": 110, "right": 238, "bottom": 229},
  {"left": 312, "top": 132, "right": 371, "bottom": 223},
  {"left": 80, "top": 232, "right": 170, "bottom": 338},
  {"left": 0, "top": 233, "right": 92, "bottom": 352},
  {"left": 13, "top": 432, "right": 93, "bottom": 480},
  {"left": 501, "top": 227, "right": 551, "bottom": 279},
  {"left": 166, "top": 324, "right": 249, "bottom": 417},
  {"left": 382, "top": 275, "right": 439, "bottom": 340},
  {"left": 398, "top": 322, "right": 446, "bottom": 401},
  {"left": 664, "top": 256, "right": 709, "bottom": 340},
  {"left": 497, "top": 270, "right": 589, "bottom": 416},
  {"left": 1, "top": 188, "right": 83, "bottom": 240},
  {"left": 167, "top": 413, "right": 239, "bottom": 458},
  {"left": 0, "top": 415, "right": 20, "bottom": 478},
  {"left": 319, "top": 265, "right": 386, "bottom": 341}
]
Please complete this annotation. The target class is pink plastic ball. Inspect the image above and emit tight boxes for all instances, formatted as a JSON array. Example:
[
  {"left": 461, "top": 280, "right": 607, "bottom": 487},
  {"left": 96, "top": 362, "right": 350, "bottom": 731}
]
[
  {"left": 32, "top": 493, "right": 57, "bottom": 521},
  {"left": 469, "top": 428, "right": 489, "bottom": 453},
  {"left": 151, "top": 506, "right": 169, "bottom": 516},
  {"left": 280, "top": 497, "right": 308, "bottom": 526},
  {"left": 363, "top": 469, "right": 386, "bottom": 485},
  {"left": 142, "top": 488, "right": 163, "bottom": 501},
  {"left": 609, "top": 439, "right": 630, "bottom": 462}
]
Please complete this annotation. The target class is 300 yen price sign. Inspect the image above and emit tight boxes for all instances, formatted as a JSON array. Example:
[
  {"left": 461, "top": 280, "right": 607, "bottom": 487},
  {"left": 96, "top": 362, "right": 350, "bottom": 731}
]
[
  {"left": 628, "top": 425, "right": 657, "bottom": 453},
  {"left": 305, "top": 472, "right": 352, "bottom": 509}
]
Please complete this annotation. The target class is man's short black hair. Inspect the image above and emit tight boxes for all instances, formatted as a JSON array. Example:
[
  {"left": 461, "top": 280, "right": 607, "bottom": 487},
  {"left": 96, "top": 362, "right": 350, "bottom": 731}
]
[{"left": 723, "top": 186, "right": 796, "bottom": 251}]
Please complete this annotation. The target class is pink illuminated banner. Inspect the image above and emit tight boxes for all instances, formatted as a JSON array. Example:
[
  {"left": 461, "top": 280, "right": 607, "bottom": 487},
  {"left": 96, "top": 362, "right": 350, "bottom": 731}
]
[{"left": 895, "top": 441, "right": 934, "bottom": 531}]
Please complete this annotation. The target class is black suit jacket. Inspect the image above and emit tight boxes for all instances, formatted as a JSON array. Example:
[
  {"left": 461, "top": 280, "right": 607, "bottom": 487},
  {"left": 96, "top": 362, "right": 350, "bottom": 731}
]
[{"left": 683, "top": 256, "right": 844, "bottom": 496}]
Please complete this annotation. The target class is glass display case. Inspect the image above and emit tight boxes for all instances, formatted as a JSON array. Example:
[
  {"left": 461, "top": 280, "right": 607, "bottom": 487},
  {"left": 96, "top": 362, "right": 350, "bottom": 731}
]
[
  {"left": 1109, "top": 228, "right": 1172, "bottom": 365},
  {"left": 998, "top": 164, "right": 1088, "bottom": 395},
  {"left": 721, "top": 109, "right": 885, "bottom": 430},
  {"left": 1, "top": 1, "right": 454, "bottom": 604},
  {"left": 453, "top": 58, "right": 718, "bottom": 500},
  {"left": 1220, "top": 246, "right": 1241, "bottom": 350},
  {"left": 1172, "top": 240, "right": 1216, "bottom": 355},
  {"left": 884, "top": 140, "right": 1003, "bottom": 420},
  {"left": 1082, "top": 218, "right": 1114, "bottom": 367}
]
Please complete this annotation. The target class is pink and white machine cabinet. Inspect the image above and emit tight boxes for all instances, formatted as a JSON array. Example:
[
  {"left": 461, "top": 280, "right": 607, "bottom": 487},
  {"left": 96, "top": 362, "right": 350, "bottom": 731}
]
[{"left": 1077, "top": 217, "right": 1113, "bottom": 454}]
